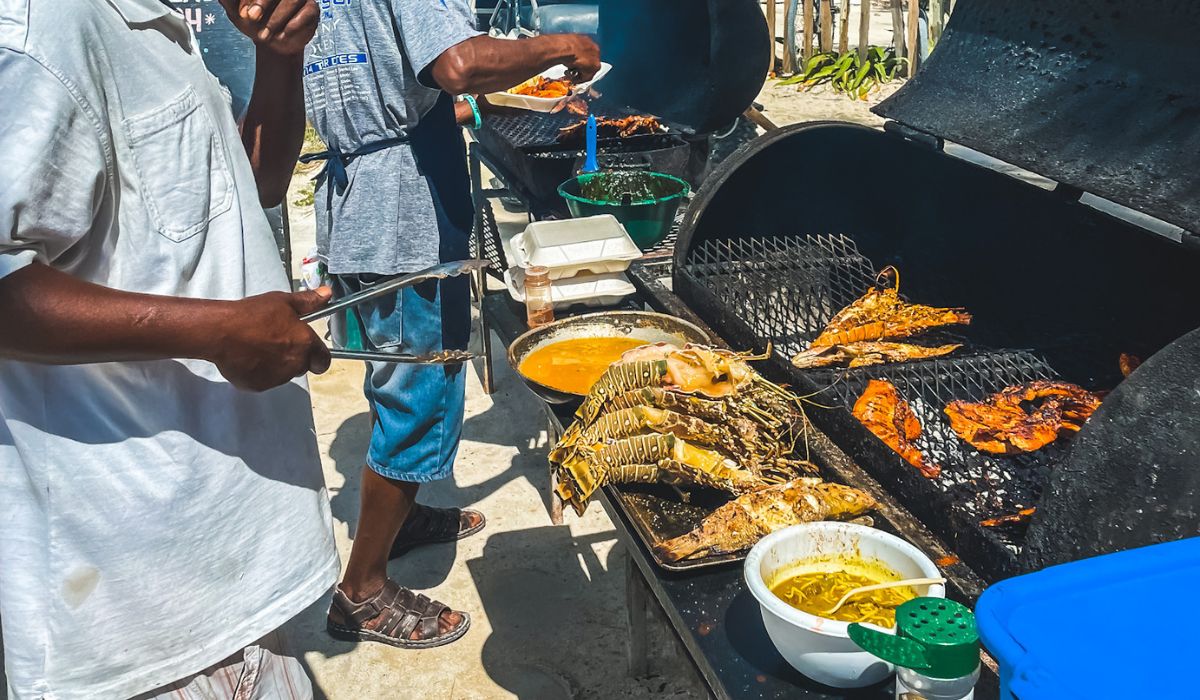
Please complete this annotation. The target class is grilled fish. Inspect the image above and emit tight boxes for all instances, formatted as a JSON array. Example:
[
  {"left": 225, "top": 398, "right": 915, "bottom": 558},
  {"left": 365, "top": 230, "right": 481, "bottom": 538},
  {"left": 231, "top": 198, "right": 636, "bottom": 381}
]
[
  {"left": 792, "top": 340, "right": 962, "bottom": 369},
  {"left": 653, "top": 478, "right": 876, "bottom": 562},
  {"left": 852, "top": 379, "right": 941, "bottom": 478},
  {"left": 945, "top": 380, "right": 1102, "bottom": 454},
  {"left": 809, "top": 267, "right": 971, "bottom": 350}
]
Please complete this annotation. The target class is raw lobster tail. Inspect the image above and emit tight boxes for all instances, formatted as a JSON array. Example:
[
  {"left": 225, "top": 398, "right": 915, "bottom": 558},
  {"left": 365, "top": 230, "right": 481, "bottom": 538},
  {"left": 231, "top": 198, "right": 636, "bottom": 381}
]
[{"left": 577, "top": 360, "right": 669, "bottom": 425}]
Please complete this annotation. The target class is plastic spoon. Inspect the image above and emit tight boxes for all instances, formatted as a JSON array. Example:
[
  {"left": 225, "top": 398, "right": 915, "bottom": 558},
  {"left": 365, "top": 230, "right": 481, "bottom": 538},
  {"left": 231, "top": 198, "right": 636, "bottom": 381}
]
[
  {"left": 582, "top": 114, "right": 599, "bottom": 173},
  {"left": 822, "top": 577, "right": 946, "bottom": 616}
]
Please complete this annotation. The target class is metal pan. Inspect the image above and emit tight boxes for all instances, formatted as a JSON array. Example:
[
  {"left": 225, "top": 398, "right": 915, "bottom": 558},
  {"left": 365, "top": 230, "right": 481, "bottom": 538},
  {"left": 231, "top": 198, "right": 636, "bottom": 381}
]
[{"left": 506, "top": 310, "right": 711, "bottom": 405}]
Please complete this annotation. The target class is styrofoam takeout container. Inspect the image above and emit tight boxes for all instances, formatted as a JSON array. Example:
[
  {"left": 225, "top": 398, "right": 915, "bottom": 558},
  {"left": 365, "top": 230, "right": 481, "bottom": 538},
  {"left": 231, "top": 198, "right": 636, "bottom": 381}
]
[
  {"left": 486, "top": 62, "right": 612, "bottom": 112},
  {"left": 743, "top": 522, "right": 946, "bottom": 689},
  {"left": 504, "top": 268, "right": 635, "bottom": 309},
  {"left": 510, "top": 215, "right": 641, "bottom": 280}
]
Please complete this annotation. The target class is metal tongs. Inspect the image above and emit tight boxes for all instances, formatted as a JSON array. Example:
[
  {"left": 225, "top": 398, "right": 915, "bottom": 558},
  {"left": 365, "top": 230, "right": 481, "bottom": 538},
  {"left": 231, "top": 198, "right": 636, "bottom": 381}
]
[{"left": 302, "top": 260, "right": 490, "bottom": 364}]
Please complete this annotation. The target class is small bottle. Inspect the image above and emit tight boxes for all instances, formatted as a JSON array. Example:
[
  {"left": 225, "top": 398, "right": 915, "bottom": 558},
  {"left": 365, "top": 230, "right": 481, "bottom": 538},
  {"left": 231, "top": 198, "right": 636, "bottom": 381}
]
[
  {"left": 849, "top": 598, "right": 980, "bottom": 700},
  {"left": 524, "top": 265, "right": 555, "bottom": 328}
]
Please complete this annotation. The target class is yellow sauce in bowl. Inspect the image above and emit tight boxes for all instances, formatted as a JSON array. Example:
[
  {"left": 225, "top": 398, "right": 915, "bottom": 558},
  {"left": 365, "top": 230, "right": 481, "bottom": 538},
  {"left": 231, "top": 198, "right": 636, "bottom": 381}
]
[
  {"left": 518, "top": 337, "right": 649, "bottom": 395},
  {"left": 769, "top": 557, "right": 916, "bottom": 627}
]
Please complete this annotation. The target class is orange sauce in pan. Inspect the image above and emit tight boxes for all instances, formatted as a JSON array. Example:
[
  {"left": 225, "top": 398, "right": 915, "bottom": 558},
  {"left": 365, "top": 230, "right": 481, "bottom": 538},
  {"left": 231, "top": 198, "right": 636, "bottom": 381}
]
[{"left": 519, "top": 337, "right": 649, "bottom": 395}]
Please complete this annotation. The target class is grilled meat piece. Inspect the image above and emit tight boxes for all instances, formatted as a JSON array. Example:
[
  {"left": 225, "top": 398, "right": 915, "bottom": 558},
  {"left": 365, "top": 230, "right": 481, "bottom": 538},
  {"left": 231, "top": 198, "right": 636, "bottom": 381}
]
[
  {"left": 852, "top": 380, "right": 941, "bottom": 478},
  {"left": 980, "top": 507, "right": 1036, "bottom": 528},
  {"left": 1119, "top": 352, "right": 1142, "bottom": 378},
  {"left": 945, "top": 380, "right": 1102, "bottom": 454},
  {"left": 510, "top": 76, "right": 573, "bottom": 98},
  {"left": 558, "top": 115, "right": 664, "bottom": 143},
  {"left": 809, "top": 267, "right": 971, "bottom": 350},
  {"left": 653, "top": 478, "right": 876, "bottom": 562},
  {"left": 792, "top": 340, "right": 962, "bottom": 369}
]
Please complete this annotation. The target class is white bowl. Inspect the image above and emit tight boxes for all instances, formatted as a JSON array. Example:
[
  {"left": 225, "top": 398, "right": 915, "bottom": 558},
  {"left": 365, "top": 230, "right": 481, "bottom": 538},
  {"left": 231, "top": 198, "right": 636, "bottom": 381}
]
[{"left": 743, "top": 522, "right": 946, "bottom": 688}]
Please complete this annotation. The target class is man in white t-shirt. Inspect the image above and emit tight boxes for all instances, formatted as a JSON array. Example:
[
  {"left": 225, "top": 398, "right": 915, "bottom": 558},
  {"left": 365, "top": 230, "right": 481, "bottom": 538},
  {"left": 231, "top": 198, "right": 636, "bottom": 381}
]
[{"left": 0, "top": 1, "right": 339, "bottom": 698}]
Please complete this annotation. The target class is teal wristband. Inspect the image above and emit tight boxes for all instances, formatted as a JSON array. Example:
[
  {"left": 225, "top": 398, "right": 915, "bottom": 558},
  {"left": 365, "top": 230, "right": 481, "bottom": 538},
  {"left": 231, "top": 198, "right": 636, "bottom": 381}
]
[{"left": 462, "top": 94, "right": 482, "bottom": 131}]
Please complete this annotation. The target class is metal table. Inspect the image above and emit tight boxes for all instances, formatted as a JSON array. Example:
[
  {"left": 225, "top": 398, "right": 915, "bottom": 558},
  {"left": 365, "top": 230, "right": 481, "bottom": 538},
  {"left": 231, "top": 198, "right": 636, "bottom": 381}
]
[{"left": 479, "top": 271, "right": 999, "bottom": 700}]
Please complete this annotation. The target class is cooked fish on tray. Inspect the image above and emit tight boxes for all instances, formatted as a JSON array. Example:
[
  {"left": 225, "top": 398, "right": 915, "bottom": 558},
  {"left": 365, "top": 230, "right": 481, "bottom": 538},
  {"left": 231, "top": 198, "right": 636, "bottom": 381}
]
[
  {"left": 852, "top": 379, "right": 941, "bottom": 479},
  {"left": 653, "top": 478, "right": 877, "bottom": 562},
  {"left": 944, "top": 380, "right": 1102, "bottom": 455},
  {"left": 792, "top": 267, "right": 971, "bottom": 370}
]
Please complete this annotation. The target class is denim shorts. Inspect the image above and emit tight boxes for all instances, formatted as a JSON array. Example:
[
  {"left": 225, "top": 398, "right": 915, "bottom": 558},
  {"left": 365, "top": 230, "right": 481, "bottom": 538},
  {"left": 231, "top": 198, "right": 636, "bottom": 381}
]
[{"left": 330, "top": 273, "right": 471, "bottom": 483}]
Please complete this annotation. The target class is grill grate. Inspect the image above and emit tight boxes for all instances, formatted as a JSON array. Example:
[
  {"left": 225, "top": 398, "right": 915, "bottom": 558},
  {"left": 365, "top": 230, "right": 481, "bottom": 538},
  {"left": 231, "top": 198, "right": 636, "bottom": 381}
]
[
  {"left": 684, "top": 235, "right": 877, "bottom": 357},
  {"left": 679, "top": 235, "right": 1074, "bottom": 573},
  {"left": 483, "top": 111, "right": 587, "bottom": 150}
]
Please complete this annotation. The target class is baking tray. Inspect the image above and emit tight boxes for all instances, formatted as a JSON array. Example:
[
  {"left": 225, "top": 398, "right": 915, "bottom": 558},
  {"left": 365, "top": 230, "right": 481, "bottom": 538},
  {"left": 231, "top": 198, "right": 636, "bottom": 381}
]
[{"left": 604, "top": 482, "right": 746, "bottom": 571}]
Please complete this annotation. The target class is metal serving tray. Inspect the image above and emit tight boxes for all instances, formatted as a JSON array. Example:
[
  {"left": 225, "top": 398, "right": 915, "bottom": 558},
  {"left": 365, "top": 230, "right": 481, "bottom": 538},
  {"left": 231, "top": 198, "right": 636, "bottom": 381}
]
[{"left": 605, "top": 483, "right": 745, "bottom": 572}]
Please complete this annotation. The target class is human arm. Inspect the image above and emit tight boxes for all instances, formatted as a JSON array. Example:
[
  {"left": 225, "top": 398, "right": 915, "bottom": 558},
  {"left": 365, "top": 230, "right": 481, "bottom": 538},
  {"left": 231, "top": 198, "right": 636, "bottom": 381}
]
[
  {"left": 218, "top": 0, "right": 320, "bottom": 207},
  {"left": 428, "top": 33, "right": 600, "bottom": 97},
  {"left": 0, "top": 264, "right": 332, "bottom": 391}
]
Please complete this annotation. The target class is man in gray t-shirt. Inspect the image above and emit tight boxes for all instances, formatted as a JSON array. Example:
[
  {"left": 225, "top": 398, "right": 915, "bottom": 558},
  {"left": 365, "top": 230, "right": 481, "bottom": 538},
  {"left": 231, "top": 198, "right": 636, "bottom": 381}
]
[{"left": 303, "top": 1, "right": 598, "bottom": 648}]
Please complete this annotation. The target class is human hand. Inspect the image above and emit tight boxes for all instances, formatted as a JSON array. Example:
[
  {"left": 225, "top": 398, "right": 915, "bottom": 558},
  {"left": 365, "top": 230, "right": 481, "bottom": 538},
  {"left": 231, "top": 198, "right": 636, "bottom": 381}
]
[
  {"left": 217, "top": 0, "right": 319, "bottom": 57},
  {"left": 558, "top": 34, "right": 601, "bottom": 83},
  {"left": 209, "top": 287, "right": 332, "bottom": 392}
]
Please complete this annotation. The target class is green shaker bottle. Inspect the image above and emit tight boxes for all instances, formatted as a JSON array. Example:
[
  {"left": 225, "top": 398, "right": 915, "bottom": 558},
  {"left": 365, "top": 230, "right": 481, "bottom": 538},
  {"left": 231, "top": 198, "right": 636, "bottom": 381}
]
[{"left": 849, "top": 597, "right": 980, "bottom": 700}]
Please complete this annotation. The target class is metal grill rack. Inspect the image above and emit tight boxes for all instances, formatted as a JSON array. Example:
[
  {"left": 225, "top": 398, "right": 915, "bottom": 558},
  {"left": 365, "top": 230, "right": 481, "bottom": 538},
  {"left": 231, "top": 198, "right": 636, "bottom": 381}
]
[{"left": 677, "top": 235, "right": 1078, "bottom": 580}]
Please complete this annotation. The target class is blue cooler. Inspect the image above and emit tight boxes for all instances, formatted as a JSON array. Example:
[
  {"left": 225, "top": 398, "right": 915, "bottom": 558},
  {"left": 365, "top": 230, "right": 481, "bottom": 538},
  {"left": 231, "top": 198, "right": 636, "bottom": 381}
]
[{"left": 976, "top": 537, "right": 1200, "bottom": 699}]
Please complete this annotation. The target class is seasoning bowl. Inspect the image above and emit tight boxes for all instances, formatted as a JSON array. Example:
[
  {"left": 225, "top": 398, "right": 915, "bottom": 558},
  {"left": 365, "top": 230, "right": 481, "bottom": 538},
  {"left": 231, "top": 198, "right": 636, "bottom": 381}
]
[
  {"left": 743, "top": 522, "right": 945, "bottom": 688},
  {"left": 557, "top": 172, "right": 689, "bottom": 250},
  {"left": 507, "top": 311, "right": 711, "bottom": 405}
]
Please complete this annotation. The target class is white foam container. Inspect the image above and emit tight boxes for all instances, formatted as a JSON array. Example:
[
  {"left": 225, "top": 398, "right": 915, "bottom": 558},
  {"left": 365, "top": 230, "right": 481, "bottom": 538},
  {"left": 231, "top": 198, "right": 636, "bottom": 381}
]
[
  {"left": 504, "top": 268, "right": 635, "bottom": 309},
  {"left": 743, "top": 522, "right": 946, "bottom": 689},
  {"left": 487, "top": 62, "right": 613, "bottom": 112},
  {"left": 510, "top": 215, "right": 641, "bottom": 280}
]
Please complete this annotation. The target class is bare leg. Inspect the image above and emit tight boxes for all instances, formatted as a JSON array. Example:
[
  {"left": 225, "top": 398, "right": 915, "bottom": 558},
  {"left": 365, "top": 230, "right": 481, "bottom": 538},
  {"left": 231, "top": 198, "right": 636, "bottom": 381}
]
[{"left": 337, "top": 466, "right": 463, "bottom": 637}]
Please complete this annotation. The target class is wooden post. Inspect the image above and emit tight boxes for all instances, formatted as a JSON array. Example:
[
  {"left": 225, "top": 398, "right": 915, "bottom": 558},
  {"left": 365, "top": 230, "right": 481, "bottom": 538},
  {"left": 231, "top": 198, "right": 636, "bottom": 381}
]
[
  {"left": 766, "top": 0, "right": 777, "bottom": 76},
  {"left": 930, "top": 0, "right": 944, "bottom": 45},
  {"left": 819, "top": 0, "right": 833, "bottom": 53},
  {"left": 838, "top": 0, "right": 850, "bottom": 54},
  {"left": 782, "top": 0, "right": 797, "bottom": 74},
  {"left": 891, "top": 0, "right": 906, "bottom": 65},
  {"left": 858, "top": 0, "right": 871, "bottom": 60},
  {"left": 906, "top": 0, "right": 919, "bottom": 76},
  {"left": 803, "top": 0, "right": 815, "bottom": 64}
]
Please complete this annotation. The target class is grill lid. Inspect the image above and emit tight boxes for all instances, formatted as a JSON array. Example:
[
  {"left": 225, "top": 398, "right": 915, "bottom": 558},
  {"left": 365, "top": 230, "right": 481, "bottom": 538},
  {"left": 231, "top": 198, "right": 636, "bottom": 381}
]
[
  {"left": 874, "top": 0, "right": 1200, "bottom": 234},
  {"left": 595, "top": 0, "right": 769, "bottom": 134}
]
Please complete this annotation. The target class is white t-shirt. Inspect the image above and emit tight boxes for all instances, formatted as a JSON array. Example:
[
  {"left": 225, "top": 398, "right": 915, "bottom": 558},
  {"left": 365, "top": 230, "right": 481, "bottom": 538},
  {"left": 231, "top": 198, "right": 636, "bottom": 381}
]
[{"left": 0, "top": 1, "right": 339, "bottom": 698}]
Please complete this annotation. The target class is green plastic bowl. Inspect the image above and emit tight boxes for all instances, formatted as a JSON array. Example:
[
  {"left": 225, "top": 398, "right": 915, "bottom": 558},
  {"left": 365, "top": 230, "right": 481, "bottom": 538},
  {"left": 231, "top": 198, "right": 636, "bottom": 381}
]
[{"left": 558, "top": 171, "right": 690, "bottom": 250}]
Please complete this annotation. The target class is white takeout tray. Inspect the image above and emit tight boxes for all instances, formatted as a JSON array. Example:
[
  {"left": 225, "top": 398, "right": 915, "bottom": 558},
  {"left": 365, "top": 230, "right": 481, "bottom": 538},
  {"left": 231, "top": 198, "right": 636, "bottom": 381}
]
[
  {"left": 486, "top": 62, "right": 613, "bottom": 113},
  {"left": 504, "top": 268, "right": 635, "bottom": 309},
  {"left": 510, "top": 215, "right": 641, "bottom": 280}
]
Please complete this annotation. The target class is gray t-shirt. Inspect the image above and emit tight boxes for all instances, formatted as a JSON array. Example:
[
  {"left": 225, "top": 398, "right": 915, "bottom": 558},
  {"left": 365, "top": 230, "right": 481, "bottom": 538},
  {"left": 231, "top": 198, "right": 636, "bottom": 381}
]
[{"left": 303, "top": 0, "right": 479, "bottom": 275}]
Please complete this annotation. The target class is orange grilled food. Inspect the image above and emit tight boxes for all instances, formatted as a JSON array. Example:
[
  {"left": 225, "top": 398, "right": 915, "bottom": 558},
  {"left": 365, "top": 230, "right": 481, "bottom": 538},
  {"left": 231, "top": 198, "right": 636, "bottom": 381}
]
[
  {"left": 945, "top": 380, "right": 1102, "bottom": 455},
  {"left": 852, "top": 379, "right": 941, "bottom": 479},
  {"left": 509, "top": 76, "right": 573, "bottom": 98}
]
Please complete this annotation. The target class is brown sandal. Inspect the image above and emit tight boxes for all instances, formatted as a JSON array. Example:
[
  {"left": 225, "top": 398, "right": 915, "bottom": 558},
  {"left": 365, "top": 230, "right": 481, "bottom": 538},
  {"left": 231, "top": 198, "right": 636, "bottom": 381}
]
[
  {"left": 327, "top": 580, "right": 470, "bottom": 649},
  {"left": 389, "top": 504, "right": 486, "bottom": 559}
]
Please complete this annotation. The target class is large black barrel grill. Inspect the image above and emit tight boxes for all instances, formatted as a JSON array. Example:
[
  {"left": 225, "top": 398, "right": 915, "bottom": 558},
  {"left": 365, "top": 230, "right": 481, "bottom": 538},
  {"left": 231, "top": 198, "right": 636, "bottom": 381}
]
[
  {"left": 473, "top": 0, "right": 770, "bottom": 219},
  {"left": 670, "top": 0, "right": 1200, "bottom": 582}
]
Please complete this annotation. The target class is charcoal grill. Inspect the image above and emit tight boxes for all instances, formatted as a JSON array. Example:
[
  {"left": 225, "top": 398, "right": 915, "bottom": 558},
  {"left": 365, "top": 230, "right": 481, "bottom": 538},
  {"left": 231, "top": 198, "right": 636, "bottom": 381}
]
[
  {"left": 472, "top": 0, "right": 769, "bottom": 217},
  {"left": 670, "top": 0, "right": 1200, "bottom": 582}
]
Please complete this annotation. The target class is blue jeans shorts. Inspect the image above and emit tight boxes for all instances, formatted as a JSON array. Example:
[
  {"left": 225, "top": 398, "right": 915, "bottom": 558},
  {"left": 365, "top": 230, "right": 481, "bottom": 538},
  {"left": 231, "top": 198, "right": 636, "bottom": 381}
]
[{"left": 330, "top": 274, "right": 471, "bottom": 483}]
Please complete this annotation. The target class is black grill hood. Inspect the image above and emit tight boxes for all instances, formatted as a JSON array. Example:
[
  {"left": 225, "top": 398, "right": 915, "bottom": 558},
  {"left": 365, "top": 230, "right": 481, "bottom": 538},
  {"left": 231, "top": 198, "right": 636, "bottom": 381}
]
[
  {"left": 874, "top": 0, "right": 1200, "bottom": 234},
  {"left": 594, "top": 0, "right": 769, "bottom": 135}
]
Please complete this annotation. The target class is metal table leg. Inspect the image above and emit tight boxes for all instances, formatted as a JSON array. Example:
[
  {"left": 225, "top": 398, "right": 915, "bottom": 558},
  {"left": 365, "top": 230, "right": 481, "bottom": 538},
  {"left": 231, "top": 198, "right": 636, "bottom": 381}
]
[
  {"left": 469, "top": 145, "right": 496, "bottom": 394},
  {"left": 545, "top": 409, "right": 565, "bottom": 525},
  {"left": 624, "top": 546, "right": 651, "bottom": 679}
]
